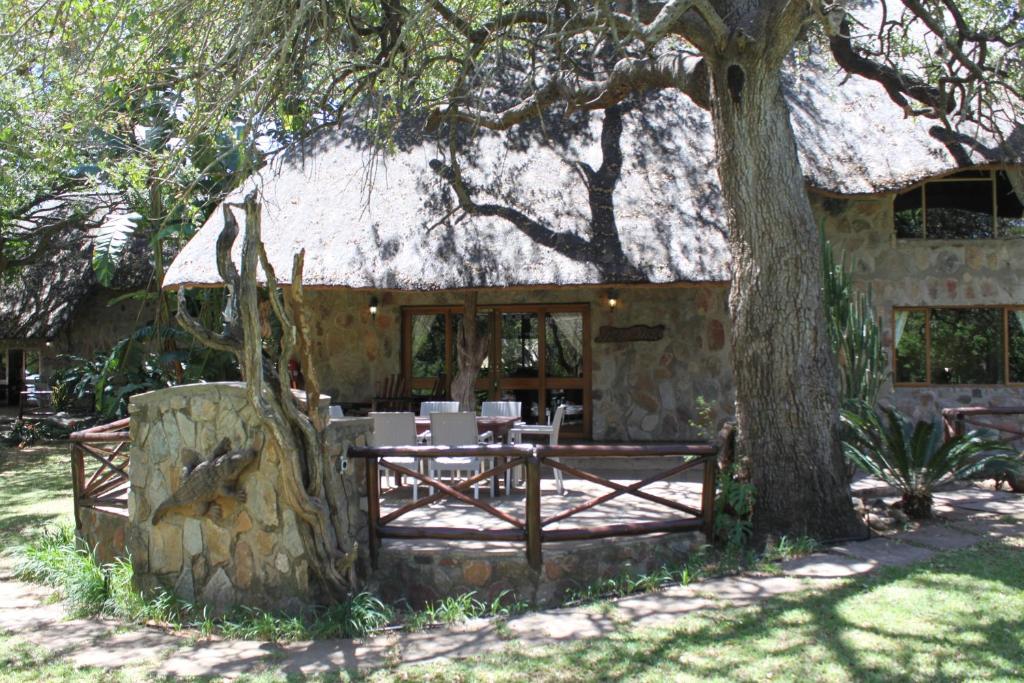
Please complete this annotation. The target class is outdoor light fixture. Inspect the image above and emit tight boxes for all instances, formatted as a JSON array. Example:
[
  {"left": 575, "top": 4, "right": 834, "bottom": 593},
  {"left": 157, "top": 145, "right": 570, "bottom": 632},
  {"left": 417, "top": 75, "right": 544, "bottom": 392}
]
[
  {"left": 608, "top": 290, "right": 619, "bottom": 311},
  {"left": 369, "top": 296, "right": 379, "bottom": 320}
]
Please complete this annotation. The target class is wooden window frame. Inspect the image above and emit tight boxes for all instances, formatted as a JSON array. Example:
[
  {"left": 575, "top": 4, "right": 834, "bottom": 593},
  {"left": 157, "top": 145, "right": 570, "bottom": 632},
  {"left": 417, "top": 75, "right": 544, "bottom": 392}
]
[
  {"left": 402, "top": 303, "right": 592, "bottom": 436},
  {"left": 893, "top": 169, "right": 1016, "bottom": 240},
  {"left": 892, "top": 304, "right": 1020, "bottom": 388}
]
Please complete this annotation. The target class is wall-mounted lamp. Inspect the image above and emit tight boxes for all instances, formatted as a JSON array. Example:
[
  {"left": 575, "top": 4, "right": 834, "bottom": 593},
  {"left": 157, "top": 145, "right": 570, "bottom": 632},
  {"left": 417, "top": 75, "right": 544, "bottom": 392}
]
[
  {"left": 607, "top": 290, "right": 619, "bottom": 311},
  {"left": 369, "top": 296, "right": 379, "bottom": 320},
  {"left": 44, "top": 341, "right": 53, "bottom": 348}
]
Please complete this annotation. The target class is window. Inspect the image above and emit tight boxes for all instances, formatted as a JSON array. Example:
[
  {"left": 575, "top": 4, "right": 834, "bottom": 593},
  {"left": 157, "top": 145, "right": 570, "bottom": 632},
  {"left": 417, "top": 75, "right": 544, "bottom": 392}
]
[
  {"left": 402, "top": 304, "right": 591, "bottom": 434},
  {"left": 894, "top": 170, "right": 1024, "bottom": 239},
  {"left": 894, "top": 306, "right": 1024, "bottom": 385}
]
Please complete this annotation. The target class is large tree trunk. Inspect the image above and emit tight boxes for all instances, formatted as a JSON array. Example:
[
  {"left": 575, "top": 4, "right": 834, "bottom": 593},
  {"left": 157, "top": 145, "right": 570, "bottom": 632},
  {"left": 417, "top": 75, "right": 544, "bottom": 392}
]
[
  {"left": 450, "top": 291, "right": 490, "bottom": 411},
  {"left": 707, "top": 53, "right": 866, "bottom": 542}
]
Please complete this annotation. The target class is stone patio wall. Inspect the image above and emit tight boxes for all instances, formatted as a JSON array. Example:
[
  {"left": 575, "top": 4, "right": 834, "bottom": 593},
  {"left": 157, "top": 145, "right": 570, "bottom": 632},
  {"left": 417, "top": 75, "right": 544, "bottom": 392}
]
[
  {"left": 369, "top": 531, "right": 702, "bottom": 608},
  {"left": 77, "top": 507, "right": 128, "bottom": 565},
  {"left": 127, "top": 382, "right": 371, "bottom": 614}
]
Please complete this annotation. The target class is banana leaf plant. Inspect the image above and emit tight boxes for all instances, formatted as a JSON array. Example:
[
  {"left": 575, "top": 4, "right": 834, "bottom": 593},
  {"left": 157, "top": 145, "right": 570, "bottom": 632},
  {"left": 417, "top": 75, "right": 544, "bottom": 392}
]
[{"left": 841, "top": 407, "right": 1019, "bottom": 519}]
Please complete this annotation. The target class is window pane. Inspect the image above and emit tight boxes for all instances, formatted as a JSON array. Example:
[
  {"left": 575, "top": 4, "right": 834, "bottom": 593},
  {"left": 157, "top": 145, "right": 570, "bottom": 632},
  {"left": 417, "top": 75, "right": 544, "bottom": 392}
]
[
  {"left": 504, "top": 388, "right": 541, "bottom": 423},
  {"left": 501, "top": 313, "right": 539, "bottom": 378},
  {"left": 410, "top": 314, "right": 446, "bottom": 379},
  {"left": 545, "top": 313, "right": 584, "bottom": 378},
  {"left": 996, "top": 171, "right": 1024, "bottom": 237},
  {"left": 930, "top": 308, "right": 1003, "bottom": 384},
  {"left": 24, "top": 351, "right": 41, "bottom": 381},
  {"left": 894, "top": 311, "right": 927, "bottom": 383},
  {"left": 547, "top": 388, "right": 584, "bottom": 430},
  {"left": 894, "top": 187, "right": 924, "bottom": 238},
  {"left": 452, "top": 313, "right": 491, "bottom": 377},
  {"left": 925, "top": 180, "right": 995, "bottom": 239},
  {"left": 1008, "top": 310, "right": 1024, "bottom": 383}
]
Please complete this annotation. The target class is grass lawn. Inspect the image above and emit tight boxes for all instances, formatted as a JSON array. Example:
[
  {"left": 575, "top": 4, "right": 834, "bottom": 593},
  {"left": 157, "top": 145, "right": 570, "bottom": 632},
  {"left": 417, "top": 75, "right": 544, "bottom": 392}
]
[
  {"left": 0, "top": 444, "right": 1021, "bottom": 681},
  {"left": 0, "top": 441, "right": 74, "bottom": 557},
  {"left": 384, "top": 538, "right": 1024, "bottom": 683}
]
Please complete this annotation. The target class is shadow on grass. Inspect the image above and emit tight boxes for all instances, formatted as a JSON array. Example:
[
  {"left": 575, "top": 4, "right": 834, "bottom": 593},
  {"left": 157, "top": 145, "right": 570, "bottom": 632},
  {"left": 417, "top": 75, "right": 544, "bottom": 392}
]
[
  {"left": 0, "top": 444, "right": 73, "bottom": 545},
  {"left": 401, "top": 541, "right": 1024, "bottom": 682}
]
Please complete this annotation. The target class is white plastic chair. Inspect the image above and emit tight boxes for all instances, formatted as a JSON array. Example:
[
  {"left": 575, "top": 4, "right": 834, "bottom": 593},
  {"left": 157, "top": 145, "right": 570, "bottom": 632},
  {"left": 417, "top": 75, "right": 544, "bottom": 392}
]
[
  {"left": 509, "top": 405, "right": 567, "bottom": 494},
  {"left": 428, "top": 412, "right": 494, "bottom": 499},
  {"left": 481, "top": 401, "right": 523, "bottom": 420},
  {"left": 418, "top": 401, "right": 460, "bottom": 417},
  {"left": 370, "top": 412, "right": 420, "bottom": 500},
  {"left": 417, "top": 401, "right": 460, "bottom": 444}
]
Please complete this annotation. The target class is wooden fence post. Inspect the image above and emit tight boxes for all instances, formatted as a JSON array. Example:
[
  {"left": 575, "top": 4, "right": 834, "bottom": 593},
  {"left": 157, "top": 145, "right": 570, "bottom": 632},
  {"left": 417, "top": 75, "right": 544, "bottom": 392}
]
[
  {"left": 525, "top": 448, "right": 542, "bottom": 571},
  {"left": 701, "top": 456, "right": 718, "bottom": 544},
  {"left": 366, "top": 455, "right": 381, "bottom": 569},
  {"left": 71, "top": 443, "right": 85, "bottom": 531}
]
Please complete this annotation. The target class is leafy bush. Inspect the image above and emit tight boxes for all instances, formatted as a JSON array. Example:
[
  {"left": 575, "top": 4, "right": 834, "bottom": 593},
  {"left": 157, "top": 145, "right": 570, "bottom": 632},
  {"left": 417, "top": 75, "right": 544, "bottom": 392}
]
[
  {"left": 13, "top": 528, "right": 396, "bottom": 639},
  {"left": 309, "top": 593, "right": 394, "bottom": 638},
  {"left": 714, "top": 464, "right": 755, "bottom": 551},
  {"left": 841, "top": 407, "right": 1018, "bottom": 518},
  {"left": 1, "top": 419, "right": 74, "bottom": 446}
]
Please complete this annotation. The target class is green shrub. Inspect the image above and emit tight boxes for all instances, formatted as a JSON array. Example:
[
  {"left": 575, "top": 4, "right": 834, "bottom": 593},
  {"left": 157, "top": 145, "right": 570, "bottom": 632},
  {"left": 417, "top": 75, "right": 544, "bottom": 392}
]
[
  {"left": 309, "top": 592, "right": 394, "bottom": 638},
  {"left": 715, "top": 464, "right": 755, "bottom": 551},
  {"left": 841, "top": 407, "right": 1018, "bottom": 518}
]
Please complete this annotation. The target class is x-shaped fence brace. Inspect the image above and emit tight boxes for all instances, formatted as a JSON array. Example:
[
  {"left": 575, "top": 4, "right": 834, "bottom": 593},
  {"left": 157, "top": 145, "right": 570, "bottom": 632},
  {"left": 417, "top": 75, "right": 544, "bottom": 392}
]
[{"left": 353, "top": 443, "right": 718, "bottom": 570}]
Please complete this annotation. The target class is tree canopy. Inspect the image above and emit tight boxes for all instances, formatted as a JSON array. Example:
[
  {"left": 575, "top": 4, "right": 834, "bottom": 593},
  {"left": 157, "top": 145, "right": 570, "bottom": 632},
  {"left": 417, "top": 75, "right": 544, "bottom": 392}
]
[{"left": 2, "top": 0, "right": 1021, "bottom": 542}]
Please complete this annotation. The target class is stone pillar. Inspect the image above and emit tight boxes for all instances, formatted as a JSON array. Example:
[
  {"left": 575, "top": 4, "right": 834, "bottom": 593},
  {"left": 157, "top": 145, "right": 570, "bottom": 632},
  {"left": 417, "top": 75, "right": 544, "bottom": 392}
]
[{"left": 127, "top": 382, "right": 371, "bottom": 613}]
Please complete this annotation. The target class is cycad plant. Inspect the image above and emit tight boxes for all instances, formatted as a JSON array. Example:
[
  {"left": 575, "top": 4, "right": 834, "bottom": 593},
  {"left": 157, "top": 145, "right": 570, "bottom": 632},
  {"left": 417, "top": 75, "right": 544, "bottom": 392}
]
[{"left": 841, "top": 407, "right": 1018, "bottom": 519}]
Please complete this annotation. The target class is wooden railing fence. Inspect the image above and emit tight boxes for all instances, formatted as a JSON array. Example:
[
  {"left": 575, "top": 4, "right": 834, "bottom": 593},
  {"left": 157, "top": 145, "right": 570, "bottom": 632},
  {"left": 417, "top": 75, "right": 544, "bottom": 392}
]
[
  {"left": 69, "top": 418, "right": 131, "bottom": 528},
  {"left": 942, "top": 406, "right": 1024, "bottom": 447},
  {"left": 348, "top": 443, "right": 718, "bottom": 570}
]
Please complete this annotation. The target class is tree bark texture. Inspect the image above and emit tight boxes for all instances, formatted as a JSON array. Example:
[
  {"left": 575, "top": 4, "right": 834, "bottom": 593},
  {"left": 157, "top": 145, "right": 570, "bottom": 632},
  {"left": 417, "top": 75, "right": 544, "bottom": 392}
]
[
  {"left": 178, "top": 193, "right": 359, "bottom": 598},
  {"left": 450, "top": 291, "right": 490, "bottom": 411},
  {"left": 707, "top": 52, "right": 866, "bottom": 542}
]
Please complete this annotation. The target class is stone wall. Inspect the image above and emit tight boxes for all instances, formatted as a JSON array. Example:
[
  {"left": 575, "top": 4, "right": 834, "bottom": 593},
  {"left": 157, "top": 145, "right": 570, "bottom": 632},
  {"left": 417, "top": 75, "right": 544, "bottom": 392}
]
[
  {"left": 304, "top": 285, "right": 734, "bottom": 441},
  {"left": 370, "top": 531, "right": 702, "bottom": 608},
  {"left": 817, "top": 194, "right": 1024, "bottom": 419},
  {"left": 78, "top": 508, "right": 128, "bottom": 565},
  {"left": 127, "top": 382, "right": 371, "bottom": 614},
  {"left": 296, "top": 191, "right": 1024, "bottom": 436}
]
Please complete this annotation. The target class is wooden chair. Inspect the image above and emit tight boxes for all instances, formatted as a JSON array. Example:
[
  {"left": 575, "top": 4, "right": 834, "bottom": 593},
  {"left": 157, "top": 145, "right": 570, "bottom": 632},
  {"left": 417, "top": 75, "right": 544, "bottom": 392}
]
[{"left": 372, "top": 373, "right": 412, "bottom": 411}]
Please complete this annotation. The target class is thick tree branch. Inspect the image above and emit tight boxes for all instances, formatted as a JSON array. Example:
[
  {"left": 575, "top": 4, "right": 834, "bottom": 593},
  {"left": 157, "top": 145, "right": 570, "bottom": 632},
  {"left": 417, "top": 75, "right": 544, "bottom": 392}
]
[
  {"left": 828, "top": 16, "right": 951, "bottom": 116},
  {"left": 428, "top": 53, "right": 708, "bottom": 131}
]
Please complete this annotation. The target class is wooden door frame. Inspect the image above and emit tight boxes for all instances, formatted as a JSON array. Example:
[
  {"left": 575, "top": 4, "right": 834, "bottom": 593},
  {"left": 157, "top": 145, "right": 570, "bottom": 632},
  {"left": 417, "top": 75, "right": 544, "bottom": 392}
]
[{"left": 401, "top": 303, "right": 592, "bottom": 437}]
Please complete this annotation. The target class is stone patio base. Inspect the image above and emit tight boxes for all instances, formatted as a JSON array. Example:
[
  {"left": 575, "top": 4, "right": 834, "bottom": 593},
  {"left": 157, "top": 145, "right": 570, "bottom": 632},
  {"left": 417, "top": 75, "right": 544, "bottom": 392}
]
[
  {"left": 367, "top": 531, "right": 703, "bottom": 608},
  {"left": 77, "top": 507, "right": 128, "bottom": 565}
]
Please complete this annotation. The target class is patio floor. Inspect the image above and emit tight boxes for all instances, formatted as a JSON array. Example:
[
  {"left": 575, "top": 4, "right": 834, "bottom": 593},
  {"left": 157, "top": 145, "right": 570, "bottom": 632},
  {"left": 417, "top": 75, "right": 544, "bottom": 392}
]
[{"left": 376, "top": 456, "right": 705, "bottom": 543}]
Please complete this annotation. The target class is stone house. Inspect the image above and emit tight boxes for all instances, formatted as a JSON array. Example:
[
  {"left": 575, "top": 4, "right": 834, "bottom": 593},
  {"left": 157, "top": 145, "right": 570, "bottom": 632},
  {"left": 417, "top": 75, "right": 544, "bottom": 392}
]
[
  {"left": 163, "top": 52, "right": 1024, "bottom": 440},
  {"left": 0, "top": 233, "right": 153, "bottom": 407}
]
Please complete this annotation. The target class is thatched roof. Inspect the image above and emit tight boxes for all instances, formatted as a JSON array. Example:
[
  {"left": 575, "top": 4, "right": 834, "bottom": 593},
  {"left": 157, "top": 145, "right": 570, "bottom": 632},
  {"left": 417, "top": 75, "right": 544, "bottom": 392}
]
[
  {"left": 0, "top": 227, "right": 153, "bottom": 342},
  {"left": 164, "top": 46, "right": 1023, "bottom": 292}
]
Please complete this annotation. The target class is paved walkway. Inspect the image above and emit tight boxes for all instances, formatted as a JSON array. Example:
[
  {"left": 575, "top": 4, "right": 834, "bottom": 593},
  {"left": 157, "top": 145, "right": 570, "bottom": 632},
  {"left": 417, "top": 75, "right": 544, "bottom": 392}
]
[{"left": 1, "top": 486, "right": 1022, "bottom": 679}]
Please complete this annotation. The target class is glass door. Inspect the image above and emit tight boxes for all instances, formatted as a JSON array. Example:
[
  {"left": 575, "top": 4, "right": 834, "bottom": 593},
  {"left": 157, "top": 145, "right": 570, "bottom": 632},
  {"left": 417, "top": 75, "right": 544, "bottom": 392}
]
[
  {"left": 402, "top": 303, "right": 591, "bottom": 436},
  {"left": 492, "top": 305, "right": 589, "bottom": 436}
]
